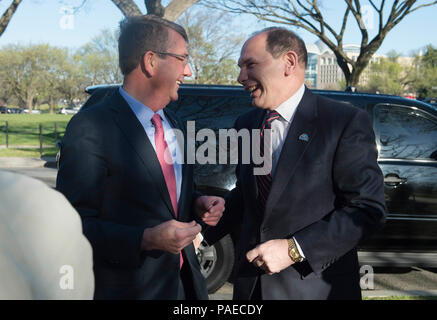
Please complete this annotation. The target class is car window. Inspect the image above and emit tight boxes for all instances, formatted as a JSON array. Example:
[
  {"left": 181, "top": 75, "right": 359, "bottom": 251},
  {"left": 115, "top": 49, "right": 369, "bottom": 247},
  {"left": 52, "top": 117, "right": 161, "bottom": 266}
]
[{"left": 374, "top": 104, "right": 437, "bottom": 160}]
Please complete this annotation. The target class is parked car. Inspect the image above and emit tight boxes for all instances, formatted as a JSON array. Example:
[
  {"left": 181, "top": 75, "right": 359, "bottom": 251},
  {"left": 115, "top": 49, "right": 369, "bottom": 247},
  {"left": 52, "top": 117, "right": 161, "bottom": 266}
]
[
  {"left": 58, "top": 107, "right": 80, "bottom": 115},
  {"left": 0, "top": 106, "right": 10, "bottom": 113},
  {"left": 20, "top": 108, "right": 42, "bottom": 114},
  {"left": 8, "top": 108, "right": 21, "bottom": 114},
  {"left": 82, "top": 84, "right": 437, "bottom": 293}
]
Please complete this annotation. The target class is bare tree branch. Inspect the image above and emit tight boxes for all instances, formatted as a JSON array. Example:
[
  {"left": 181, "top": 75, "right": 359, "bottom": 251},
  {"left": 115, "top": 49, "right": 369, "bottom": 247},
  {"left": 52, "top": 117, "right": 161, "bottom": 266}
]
[
  {"left": 110, "top": 0, "right": 142, "bottom": 16},
  {"left": 146, "top": 0, "right": 165, "bottom": 16},
  {"left": 107, "top": 0, "right": 200, "bottom": 21},
  {"left": 164, "top": 0, "right": 201, "bottom": 21},
  {"left": 0, "top": 0, "right": 22, "bottom": 37},
  {"left": 205, "top": 0, "right": 437, "bottom": 87}
]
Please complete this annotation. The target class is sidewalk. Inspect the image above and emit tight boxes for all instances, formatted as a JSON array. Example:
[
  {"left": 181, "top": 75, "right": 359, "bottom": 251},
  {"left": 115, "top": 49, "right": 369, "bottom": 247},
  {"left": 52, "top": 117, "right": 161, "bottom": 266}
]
[
  {"left": 362, "top": 289, "right": 437, "bottom": 299},
  {"left": 209, "top": 283, "right": 437, "bottom": 300},
  {"left": 0, "top": 157, "right": 56, "bottom": 168}
]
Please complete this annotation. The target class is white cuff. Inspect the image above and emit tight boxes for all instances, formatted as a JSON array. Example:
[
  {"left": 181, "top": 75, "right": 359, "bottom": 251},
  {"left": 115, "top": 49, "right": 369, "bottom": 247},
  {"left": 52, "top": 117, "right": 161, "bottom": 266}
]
[{"left": 293, "top": 237, "right": 305, "bottom": 259}]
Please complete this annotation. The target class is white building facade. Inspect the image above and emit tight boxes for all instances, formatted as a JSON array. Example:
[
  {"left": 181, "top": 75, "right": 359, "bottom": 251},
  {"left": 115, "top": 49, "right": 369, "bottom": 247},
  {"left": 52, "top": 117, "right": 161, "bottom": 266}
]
[{"left": 304, "top": 40, "right": 387, "bottom": 90}]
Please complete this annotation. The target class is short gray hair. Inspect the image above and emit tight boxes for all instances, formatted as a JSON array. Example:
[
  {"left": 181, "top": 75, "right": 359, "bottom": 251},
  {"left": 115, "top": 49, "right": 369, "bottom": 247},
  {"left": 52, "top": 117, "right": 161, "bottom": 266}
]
[{"left": 253, "top": 27, "right": 307, "bottom": 67}]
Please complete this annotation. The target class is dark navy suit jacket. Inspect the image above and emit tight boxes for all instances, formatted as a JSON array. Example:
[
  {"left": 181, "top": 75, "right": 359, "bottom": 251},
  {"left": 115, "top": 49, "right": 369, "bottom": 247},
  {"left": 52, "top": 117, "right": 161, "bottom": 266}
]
[
  {"left": 56, "top": 90, "right": 208, "bottom": 300},
  {"left": 205, "top": 88, "right": 386, "bottom": 300}
]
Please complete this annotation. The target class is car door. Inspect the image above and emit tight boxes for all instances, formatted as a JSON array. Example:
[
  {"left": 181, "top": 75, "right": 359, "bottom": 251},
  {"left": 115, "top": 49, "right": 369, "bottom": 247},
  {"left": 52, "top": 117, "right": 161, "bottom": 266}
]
[{"left": 362, "top": 103, "right": 437, "bottom": 252}]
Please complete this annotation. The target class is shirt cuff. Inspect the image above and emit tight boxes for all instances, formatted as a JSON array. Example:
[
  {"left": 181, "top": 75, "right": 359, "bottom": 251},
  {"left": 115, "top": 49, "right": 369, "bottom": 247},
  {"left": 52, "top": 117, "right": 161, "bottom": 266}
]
[{"left": 293, "top": 237, "right": 306, "bottom": 259}]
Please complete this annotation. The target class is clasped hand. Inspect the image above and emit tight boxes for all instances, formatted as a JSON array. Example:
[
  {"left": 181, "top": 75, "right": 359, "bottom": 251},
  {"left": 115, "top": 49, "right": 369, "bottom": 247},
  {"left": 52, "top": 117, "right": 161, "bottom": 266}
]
[
  {"left": 141, "top": 196, "right": 225, "bottom": 254},
  {"left": 246, "top": 239, "right": 294, "bottom": 275}
]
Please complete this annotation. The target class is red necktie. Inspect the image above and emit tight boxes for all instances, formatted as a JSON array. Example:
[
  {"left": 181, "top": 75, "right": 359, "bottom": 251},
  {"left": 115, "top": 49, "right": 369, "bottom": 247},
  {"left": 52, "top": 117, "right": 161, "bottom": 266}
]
[
  {"left": 256, "top": 110, "right": 280, "bottom": 213},
  {"left": 151, "top": 113, "right": 183, "bottom": 267}
]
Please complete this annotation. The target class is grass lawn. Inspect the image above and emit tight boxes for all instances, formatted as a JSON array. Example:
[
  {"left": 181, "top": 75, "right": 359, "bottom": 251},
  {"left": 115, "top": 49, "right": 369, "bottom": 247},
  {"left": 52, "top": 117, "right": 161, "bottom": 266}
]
[{"left": 0, "top": 114, "right": 73, "bottom": 157}]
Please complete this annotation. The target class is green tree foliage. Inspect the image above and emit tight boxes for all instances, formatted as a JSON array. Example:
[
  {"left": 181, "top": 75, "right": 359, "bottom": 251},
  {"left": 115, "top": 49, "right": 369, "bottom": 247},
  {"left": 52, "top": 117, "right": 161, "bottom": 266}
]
[
  {"left": 75, "top": 29, "right": 122, "bottom": 86},
  {"left": 0, "top": 29, "right": 123, "bottom": 113},
  {"left": 361, "top": 51, "right": 410, "bottom": 95},
  {"left": 0, "top": 44, "right": 58, "bottom": 112},
  {"left": 0, "top": 43, "right": 88, "bottom": 112},
  {"left": 411, "top": 45, "right": 437, "bottom": 99}
]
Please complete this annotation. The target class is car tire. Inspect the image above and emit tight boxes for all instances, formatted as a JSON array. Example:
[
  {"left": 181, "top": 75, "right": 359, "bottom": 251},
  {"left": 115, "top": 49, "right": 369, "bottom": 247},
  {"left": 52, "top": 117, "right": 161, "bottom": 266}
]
[{"left": 197, "top": 234, "right": 234, "bottom": 294}]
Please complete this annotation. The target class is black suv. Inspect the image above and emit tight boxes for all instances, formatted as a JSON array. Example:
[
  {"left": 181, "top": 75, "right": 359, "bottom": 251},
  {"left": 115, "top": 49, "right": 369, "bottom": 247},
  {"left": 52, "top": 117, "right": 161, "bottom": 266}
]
[{"left": 83, "top": 84, "right": 437, "bottom": 293}]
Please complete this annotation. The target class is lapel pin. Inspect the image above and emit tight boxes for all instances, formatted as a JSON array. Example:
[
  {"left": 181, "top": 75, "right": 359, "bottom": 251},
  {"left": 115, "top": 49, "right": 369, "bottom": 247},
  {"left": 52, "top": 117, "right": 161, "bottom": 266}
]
[{"left": 299, "top": 133, "right": 309, "bottom": 142}]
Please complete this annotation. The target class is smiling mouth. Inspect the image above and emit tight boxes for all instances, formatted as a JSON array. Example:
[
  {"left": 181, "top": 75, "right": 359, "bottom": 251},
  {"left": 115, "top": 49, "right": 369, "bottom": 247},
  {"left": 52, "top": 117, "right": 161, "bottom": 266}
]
[
  {"left": 246, "top": 85, "right": 257, "bottom": 92},
  {"left": 245, "top": 84, "right": 262, "bottom": 98}
]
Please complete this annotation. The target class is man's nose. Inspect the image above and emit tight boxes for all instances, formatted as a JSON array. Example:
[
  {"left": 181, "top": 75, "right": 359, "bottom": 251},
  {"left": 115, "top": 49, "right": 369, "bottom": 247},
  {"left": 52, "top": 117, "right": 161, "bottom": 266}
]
[
  {"left": 237, "top": 68, "right": 245, "bottom": 85},
  {"left": 184, "top": 63, "right": 192, "bottom": 78}
]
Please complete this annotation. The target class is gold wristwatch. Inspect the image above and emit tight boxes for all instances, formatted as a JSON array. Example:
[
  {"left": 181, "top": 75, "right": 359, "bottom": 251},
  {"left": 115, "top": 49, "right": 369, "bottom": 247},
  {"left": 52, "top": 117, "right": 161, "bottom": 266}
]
[{"left": 287, "top": 238, "right": 303, "bottom": 263}]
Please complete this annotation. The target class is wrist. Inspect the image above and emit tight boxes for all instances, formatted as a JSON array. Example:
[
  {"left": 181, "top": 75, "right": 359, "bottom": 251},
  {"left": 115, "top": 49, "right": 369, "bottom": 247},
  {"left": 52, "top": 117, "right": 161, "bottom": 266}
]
[
  {"left": 287, "top": 237, "right": 303, "bottom": 263},
  {"left": 141, "top": 228, "right": 155, "bottom": 251}
]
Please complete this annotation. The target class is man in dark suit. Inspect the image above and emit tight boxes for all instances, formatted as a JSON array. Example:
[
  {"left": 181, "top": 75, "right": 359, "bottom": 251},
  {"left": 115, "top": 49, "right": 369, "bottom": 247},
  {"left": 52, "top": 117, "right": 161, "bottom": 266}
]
[
  {"left": 56, "top": 15, "right": 224, "bottom": 300},
  {"left": 204, "top": 28, "right": 386, "bottom": 300}
]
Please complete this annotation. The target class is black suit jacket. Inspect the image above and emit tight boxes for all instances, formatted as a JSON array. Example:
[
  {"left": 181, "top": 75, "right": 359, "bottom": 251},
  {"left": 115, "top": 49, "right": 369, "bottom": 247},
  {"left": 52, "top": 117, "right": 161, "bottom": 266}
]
[
  {"left": 56, "top": 90, "right": 208, "bottom": 300},
  {"left": 205, "top": 88, "right": 386, "bottom": 300}
]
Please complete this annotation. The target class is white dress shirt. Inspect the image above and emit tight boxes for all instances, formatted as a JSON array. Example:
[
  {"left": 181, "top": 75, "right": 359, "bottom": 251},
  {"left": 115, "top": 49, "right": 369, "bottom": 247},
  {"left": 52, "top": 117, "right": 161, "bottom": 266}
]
[
  {"left": 119, "top": 87, "right": 183, "bottom": 201},
  {"left": 269, "top": 84, "right": 306, "bottom": 177},
  {"left": 268, "top": 84, "right": 306, "bottom": 258}
]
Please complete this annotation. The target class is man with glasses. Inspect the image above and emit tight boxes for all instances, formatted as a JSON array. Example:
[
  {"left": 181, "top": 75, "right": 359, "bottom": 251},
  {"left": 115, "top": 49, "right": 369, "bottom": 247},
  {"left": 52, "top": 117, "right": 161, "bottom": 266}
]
[{"left": 56, "top": 15, "right": 224, "bottom": 300}]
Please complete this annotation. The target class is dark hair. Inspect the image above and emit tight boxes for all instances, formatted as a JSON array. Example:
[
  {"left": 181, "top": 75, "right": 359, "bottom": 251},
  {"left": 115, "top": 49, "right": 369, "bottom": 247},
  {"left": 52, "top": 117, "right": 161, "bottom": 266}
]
[
  {"left": 118, "top": 14, "right": 188, "bottom": 75},
  {"left": 254, "top": 27, "right": 308, "bottom": 67}
]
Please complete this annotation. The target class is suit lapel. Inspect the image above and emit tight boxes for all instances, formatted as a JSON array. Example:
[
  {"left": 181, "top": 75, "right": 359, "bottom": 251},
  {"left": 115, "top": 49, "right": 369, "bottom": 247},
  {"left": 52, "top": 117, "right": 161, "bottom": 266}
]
[
  {"left": 265, "top": 89, "right": 318, "bottom": 214},
  {"left": 110, "top": 91, "right": 176, "bottom": 218},
  {"left": 241, "top": 109, "right": 266, "bottom": 208}
]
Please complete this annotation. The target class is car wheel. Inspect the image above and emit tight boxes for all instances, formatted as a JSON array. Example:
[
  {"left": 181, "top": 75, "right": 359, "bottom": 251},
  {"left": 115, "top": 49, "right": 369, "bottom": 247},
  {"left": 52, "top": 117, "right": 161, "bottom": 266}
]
[{"left": 197, "top": 234, "right": 234, "bottom": 294}]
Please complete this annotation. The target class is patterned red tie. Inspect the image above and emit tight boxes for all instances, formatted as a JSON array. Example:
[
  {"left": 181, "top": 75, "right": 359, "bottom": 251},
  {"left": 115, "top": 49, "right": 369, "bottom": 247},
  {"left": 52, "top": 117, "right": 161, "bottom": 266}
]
[
  {"left": 151, "top": 113, "right": 183, "bottom": 267},
  {"left": 256, "top": 110, "right": 280, "bottom": 213}
]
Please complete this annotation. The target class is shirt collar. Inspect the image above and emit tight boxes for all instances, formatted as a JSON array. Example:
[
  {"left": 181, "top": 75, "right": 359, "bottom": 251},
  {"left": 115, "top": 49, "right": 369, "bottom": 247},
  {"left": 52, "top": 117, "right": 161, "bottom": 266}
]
[
  {"left": 119, "top": 86, "right": 165, "bottom": 126},
  {"left": 273, "top": 84, "right": 306, "bottom": 123}
]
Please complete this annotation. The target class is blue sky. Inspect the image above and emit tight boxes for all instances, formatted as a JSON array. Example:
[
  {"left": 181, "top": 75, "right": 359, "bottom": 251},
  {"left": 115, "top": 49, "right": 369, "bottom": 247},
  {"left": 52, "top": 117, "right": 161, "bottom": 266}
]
[{"left": 0, "top": 0, "right": 436, "bottom": 56}]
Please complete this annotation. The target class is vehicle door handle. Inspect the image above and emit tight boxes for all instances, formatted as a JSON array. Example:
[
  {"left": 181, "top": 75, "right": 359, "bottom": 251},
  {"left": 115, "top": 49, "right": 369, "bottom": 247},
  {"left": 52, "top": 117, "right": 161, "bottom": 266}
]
[{"left": 384, "top": 174, "right": 407, "bottom": 186}]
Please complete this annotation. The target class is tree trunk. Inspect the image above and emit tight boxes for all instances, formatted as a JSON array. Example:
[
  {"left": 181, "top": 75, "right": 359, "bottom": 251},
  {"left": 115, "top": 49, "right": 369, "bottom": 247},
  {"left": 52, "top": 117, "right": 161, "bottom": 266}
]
[
  {"left": 164, "top": 0, "right": 200, "bottom": 21},
  {"left": 26, "top": 95, "right": 33, "bottom": 113},
  {"left": 110, "top": 0, "right": 200, "bottom": 21},
  {"left": 0, "top": 0, "right": 22, "bottom": 37},
  {"left": 49, "top": 96, "right": 55, "bottom": 114},
  {"left": 146, "top": 0, "right": 165, "bottom": 17},
  {"left": 110, "top": 0, "right": 142, "bottom": 16}
]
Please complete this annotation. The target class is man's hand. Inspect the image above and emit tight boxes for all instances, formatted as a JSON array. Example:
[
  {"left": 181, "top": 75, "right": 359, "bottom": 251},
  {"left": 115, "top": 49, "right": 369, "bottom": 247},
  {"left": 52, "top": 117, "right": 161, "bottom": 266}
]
[
  {"left": 246, "top": 239, "right": 293, "bottom": 275},
  {"left": 193, "top": 232, "right": 204, "bottom": 253},
  {"left": 194, "top": 196, "right": 225, "bottom": 226},
  {"left": 141, "top": 220, "right": 201, "bottom": 254}
]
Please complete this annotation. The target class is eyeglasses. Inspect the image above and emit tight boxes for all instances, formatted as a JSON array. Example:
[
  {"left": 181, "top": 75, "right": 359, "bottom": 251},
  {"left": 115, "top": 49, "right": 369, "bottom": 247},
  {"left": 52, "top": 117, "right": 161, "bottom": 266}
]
[{"left": 152, "top": 51, "right": 190, "bottom": 66}]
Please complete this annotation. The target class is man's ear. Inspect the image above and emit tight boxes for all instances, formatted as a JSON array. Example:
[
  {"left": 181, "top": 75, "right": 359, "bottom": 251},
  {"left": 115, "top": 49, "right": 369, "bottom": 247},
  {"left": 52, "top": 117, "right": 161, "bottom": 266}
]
[
  {"left": 283, "top": 50, "right": 299, "bottom": 76},
  {"left": 141, "top": 51, "right": 156, "bottom": 76}
]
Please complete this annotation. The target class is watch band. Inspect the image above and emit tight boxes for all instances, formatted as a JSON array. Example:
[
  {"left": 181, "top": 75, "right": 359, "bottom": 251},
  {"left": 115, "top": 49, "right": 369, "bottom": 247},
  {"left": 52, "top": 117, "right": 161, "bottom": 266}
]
[{"left": 288, "top": 238, "right": 303, "bottom": 263}]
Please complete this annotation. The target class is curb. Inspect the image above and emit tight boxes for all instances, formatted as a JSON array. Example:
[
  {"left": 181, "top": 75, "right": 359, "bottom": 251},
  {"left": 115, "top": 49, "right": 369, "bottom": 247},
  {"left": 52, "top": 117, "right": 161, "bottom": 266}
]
[
  {"left": 0, "top": 157, "right": 57, "bottom": 168},
  {"left": 363, "top": 290, "right": 437, "bottom": 298}
]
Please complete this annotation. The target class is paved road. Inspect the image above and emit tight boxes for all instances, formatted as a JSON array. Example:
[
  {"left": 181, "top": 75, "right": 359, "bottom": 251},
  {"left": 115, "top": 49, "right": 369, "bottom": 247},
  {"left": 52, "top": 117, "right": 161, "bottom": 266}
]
[
  {"left": 6, "top": 165, "right": 437, "bottom": 299},
  {"left": 3, "top": 167, "right": 58, "bottom": 188},
  {"left": 209, "top": 267, "right": 437, "bottom": 300}
]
